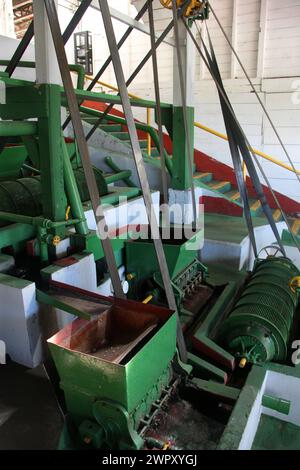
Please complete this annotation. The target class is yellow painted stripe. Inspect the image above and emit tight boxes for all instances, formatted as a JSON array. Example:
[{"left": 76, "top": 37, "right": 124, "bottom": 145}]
[
  {"left": 231, "top": 192, "right": 240, "bottom": 201},
  {"left": 209, "top": 181, "right": 229, "bottom": 191},
  {"left": 194, "top": 172, "right": 211, "bottom": 180},
  {"left": 273, "top": 209, "right": 282, "bottom": 222},
  {"left": 251, "top": 200, "right": 261, "bottom": 212},
  {"left": 292, "top": 219, "right": 300, "bottom": 235}
]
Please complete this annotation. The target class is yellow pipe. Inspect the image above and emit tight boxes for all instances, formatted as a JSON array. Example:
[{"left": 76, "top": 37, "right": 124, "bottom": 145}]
[
  {"left": 142, "top": 295, "right": 153, "bottom": 304},
  {"left": 84, "top": 74, "right": 141, "bottom": 100},
  {"left": 194, "top": 121, "right": 300, "bottom": 176},
  {"left": 147, "top": 107, "right": 152, "bottom": 157},
  {"left": 239, "top": 358, "right": 247, "bottom": 369},
  {"left": 242, "top": 160, "right": 247, "bottom": 181}
]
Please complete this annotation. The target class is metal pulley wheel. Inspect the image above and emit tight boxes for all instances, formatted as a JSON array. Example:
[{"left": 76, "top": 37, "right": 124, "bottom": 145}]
[
  {"left": 217, "top": 256, "right": 300, "bottom": 365},
  {"left": 258, "top": 244, "right": 286, "bottom": 259},
  {"left": 159, "top": 0, "right": 206, "bottom": 17}
]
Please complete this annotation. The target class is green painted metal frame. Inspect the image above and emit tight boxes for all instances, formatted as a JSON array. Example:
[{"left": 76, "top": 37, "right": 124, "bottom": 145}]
[
  {"left": 105, "top": 157, "right": 135, "bottom": 187},
  {"left": 192, "top": 377, "right": 240, "bottom": 401},
  {"left": 71, "top": 88, "right": 171, "bottom": 110},
  {"left": 161, "top": 105, "right": 195, "bottom": 190}
]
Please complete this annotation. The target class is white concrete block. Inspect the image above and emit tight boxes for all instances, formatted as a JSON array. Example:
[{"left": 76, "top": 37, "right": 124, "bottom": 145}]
[
  {"left": 41, "top": 253, "right": 98, "bottom": 331},
  {"left": 0, "top": 275, "right": 42, "bottom": 368}
]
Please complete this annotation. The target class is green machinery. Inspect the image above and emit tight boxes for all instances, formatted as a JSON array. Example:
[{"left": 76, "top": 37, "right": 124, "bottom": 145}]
[
  {"left": 0, "top": 168, "right": 107, "bottom": 225},
  {"left": 43, "top": 283, "right": 177, "bottom": 450},
  {"left": 125, "top": 230, "right": 210, "bottom": 329},
  {"left": 217, "top": 257, "right": 300, "bottom": 365},
  {"left": 0, "top": 0, "right": 300, "bottom": 449},
  {"left": 0, "top": 75, "right": 140, "bottom": 263}
]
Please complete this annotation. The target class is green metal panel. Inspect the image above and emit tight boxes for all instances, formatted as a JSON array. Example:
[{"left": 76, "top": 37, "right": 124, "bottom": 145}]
[
  {"left": 48, "top": 313, "right": 176, "bottom": 417},
  {"left": 0, "top": 223, "right": 36, "bottom": 253},
  {"left": 126, "top": 231, "right": 202, "bottom": 282},
  {"left": 0, "top": 146, "right": 29, "bottom": 179},
  {"left": 38, "top": 85, "right": 66, "bottom": 224},
  {"left": 171, "top": 106, "right": 195, "bottom": 190},
  {"left": 0, "top": 121, "right": 37, "bottom": 136}
]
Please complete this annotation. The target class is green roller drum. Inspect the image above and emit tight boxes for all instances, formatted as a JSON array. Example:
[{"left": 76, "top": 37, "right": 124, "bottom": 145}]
[
  {"left": 0, "top": 167, "right": 107, "bottom": 226},
  {"left": 217, "top": 257, "right": 300, "bottom": 365}
]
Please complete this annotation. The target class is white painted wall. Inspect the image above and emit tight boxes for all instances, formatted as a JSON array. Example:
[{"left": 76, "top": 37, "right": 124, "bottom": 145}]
[
  {"left": 1, "top": 0, "right": 300, "bottom": 201},
  {"left": 129, "top": 0, "right": 300, "bottom": 202}
]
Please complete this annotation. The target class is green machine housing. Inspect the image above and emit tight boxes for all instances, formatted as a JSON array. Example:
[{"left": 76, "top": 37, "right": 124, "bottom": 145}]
[
  {"left": 125, "top": 230, "right": 209, "bottom": 329},
  {"left": 217, "top": 257, "right": 300, "bottom": 364},
  {"left": 47, "top": 294, "right": 176, "bottom": 450}
]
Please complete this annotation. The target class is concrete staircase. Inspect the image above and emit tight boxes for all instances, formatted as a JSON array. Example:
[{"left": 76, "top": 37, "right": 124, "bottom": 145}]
[{"left": 193, "top": 171, "right": 300, "bottom": 238}]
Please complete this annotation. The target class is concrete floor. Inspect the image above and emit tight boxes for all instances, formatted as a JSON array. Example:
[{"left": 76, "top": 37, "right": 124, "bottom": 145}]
[{"left": 0, "top": 361, "right": 62, "bottom": 450}]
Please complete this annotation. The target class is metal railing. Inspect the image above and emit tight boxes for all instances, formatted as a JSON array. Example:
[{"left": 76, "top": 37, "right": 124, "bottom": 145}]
[{"left": 194, "top": 122, "right": 300, "bottom": 178}]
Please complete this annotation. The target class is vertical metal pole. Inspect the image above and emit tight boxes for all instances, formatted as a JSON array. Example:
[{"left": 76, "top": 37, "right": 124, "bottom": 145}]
[
  {"left": 147, "top": 107, "right": 152, "bottom": 157},
  {"left": 84, "top": 4, "right": 189, "bottom": 143},
  {"left": 172, "top": 0, "right": 197, "bottom": 224},
  {"left": 99, "top": 0, "right": 187, "bottom": 361},
  {"left": 44, "top": 0, "right": 125, "bottom": 299},
  {"left": 33, "top": 0, "right": 60, "bottom": 85},
  {"left": 61, "top": 137, "right": 89, "bottom": 236},
  {"left": 62, "top": 0, "right": 151, "bottom": 131},
  {"left": 148, "top": 0, "right": 169, "bottom": 206}
]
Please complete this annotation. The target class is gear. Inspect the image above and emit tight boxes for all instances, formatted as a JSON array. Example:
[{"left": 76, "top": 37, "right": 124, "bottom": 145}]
[{"left": 159, "top": 0, "right": 206, "bottom": 18}]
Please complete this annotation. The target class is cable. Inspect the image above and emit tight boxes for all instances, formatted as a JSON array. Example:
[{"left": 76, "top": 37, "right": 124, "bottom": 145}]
[
  {"left": 148, "top": 0, "right": 169, "bottom": 206},
  {"left": 184, "top": 19, "right": 295, "bottom": 256},
  {"left": 207, "top": 1, "right": 300, "bottom": 187},
  {"left": 201, "top": 21, "right": 300, "bottom": 255}
]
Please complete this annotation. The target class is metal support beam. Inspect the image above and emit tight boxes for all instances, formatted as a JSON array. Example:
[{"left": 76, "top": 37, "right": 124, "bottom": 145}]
[
  {"left": 148, "top": 0, "right": 168, "bottom": 206},
  {"left": 230, "top": 0, "right": 238, "bottom": 79},
  {"left": 44, "top": 0, "right": 125, "bottom": 299},
  {"left": 33, "top": 0, "right": 60, "bottom": 85},
  {"left": 99, "top": 0, "right": 187, "bottom": 361},
  {"left": 257, "top": 0, "right": 268, "bottom": 78},
  {"left": 171, "top": 0, "right": 197, "bottom": 221},
  {"left": 6, "top": 0, "right": 92, "bottom": 79},
  {"left": 5, "top": 21, "right": 34, "bottom": 77},
  {"left": 85, "top": 3, "right": 188, "bottom": 142},
  {"left": 90, "top": 0, "right": 175, "bottom": 47},
  {"left": 63, "top": 0, "right": 93, "bottom": 44},
  {"left": 62, "top": 0, "right": 150, "bottom": 131},
  {"left": 38, "top": 84, "right": 66, "bottom": 224}
]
